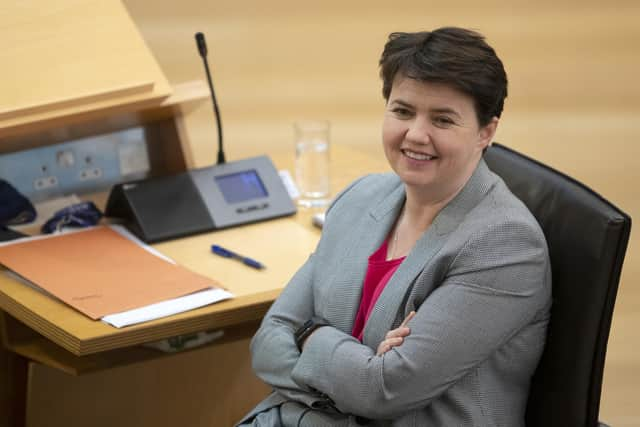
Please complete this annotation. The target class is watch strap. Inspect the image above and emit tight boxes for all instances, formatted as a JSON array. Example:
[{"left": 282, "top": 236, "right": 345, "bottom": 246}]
[{"left": 294, "top": 316, "right": 329, "bottom": 351}]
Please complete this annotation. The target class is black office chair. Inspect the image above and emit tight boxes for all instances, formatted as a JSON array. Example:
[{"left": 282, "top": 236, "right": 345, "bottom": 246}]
[{"left": 484, "top": 143, "right": 631, "bottom": 427}]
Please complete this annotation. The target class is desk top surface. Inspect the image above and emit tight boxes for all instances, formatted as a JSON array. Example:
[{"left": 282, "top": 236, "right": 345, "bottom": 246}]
[{"left": 0, "top": 144, "right": 389, "bottom": 356}]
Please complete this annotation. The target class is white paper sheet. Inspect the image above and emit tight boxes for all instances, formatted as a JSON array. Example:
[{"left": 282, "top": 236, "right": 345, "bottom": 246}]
[{"left": 101, "top": 288, "right": 233, "bottom": 328}]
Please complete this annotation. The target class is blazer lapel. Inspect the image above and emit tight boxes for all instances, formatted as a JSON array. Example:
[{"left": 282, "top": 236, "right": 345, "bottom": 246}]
[
  {"left": 362, "top": 159, "right": 497, "bottom": 346},
  {"left": 321, "top": 182, "right": 405, "bottom": 333}
]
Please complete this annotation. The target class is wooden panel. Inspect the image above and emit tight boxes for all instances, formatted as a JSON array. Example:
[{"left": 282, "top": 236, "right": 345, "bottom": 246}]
[
  {"left": 4, "top": 314, "right": 262, "bottom": 376},
  {"left": 0, "top": 80, "right": 208, "bottom": 156},
  {"left": 25, "top": 326, "right": 270, "bottom": 427},
  {"left": 0, "top": 0, "right": 172, "bottom": 139},
  {"left": 0, "top": 82, "right": 155, "bottom": 121}
]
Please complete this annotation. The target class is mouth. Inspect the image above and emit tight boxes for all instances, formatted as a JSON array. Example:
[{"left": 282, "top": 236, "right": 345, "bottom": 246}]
[{"left": 401, "top": 149, "right": 437, "bottom": 161}]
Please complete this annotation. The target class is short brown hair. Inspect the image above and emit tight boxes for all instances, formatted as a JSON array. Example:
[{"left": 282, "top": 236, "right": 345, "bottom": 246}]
[{"left": 379, "top": 27, "right": 508, "bottom": 126}]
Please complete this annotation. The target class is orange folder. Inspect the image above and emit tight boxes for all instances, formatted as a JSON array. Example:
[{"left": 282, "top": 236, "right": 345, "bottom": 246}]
[{"left": 0, "top": 227, "right": 219, "bottom": 320}]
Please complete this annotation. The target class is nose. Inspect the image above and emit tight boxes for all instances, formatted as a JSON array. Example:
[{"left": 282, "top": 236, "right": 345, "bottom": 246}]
[{"left": 404, "top": 117, "right": 432, "bottom": 145}]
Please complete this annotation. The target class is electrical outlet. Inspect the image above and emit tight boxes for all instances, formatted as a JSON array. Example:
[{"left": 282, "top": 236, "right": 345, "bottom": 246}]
[
  {"left": 78, "top": 167, "right": 103, "bottom": 181},
  {"left": 33, "top": 176, "right": 59, "bottom": 190}
]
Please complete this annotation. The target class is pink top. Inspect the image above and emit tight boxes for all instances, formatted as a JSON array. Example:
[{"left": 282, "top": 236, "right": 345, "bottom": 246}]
[{"left": 351, "top": 239, "right": 405, "bottom": 341}]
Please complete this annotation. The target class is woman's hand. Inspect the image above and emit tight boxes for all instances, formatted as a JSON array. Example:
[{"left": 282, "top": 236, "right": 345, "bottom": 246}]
[{"left": 376, "top": 311, "right": 416, "bottom": 356}]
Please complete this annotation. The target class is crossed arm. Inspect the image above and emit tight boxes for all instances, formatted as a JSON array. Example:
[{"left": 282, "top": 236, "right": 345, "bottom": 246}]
[{"left": 250, "top": 220, "right": 549, "bottom": 419}]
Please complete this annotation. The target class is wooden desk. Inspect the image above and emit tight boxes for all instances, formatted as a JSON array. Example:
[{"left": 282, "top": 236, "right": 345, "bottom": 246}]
[{"left": 0, "top": 144, "right": 389, "bottom": 427}]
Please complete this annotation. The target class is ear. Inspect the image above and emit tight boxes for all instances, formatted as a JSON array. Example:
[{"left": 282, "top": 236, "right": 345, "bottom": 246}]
[{"left": 477, "top": 117, "right": 499, "bottom": 150}]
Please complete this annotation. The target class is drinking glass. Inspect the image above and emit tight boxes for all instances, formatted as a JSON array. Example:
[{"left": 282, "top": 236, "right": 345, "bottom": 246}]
[{"left": 294, "top": 120, "right": 330, "bottom": 207}]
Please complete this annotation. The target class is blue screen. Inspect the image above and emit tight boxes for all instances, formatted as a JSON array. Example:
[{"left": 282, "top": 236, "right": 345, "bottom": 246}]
[{"left": 215, "top": 169, "right": 268, "bottom": 204}]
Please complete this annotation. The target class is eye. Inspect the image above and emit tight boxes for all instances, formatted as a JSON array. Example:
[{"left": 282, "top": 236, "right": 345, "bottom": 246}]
[
  {"left": 391, "top": 107, "right": 413, "bottom": 119},
  {"left": 433, "top": 116, "right": 455, "bottom": 128}
]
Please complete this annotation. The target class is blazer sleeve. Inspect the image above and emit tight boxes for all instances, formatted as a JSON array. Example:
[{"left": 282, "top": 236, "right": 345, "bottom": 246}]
[
  {"left": 290, "top": 219, "right": 551, "bottom": 418},
  {"left": 249, "top": 175, "right": 370, "bottom": 405},
  {"left": 250, "top": 252, "right": 319, "bottom": 403}
]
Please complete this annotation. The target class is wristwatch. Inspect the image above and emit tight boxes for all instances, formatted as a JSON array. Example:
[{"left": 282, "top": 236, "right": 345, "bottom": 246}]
[{"left": 294, "top": 316, "right": 329, "bottom": 351}]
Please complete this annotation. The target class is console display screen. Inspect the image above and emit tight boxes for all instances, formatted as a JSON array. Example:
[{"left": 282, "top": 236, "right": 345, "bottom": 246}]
[{"left": 214, "top": 170, "right": 268, "bottom": 204}]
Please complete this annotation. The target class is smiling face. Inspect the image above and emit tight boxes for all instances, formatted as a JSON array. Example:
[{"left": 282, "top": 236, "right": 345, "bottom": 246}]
[{"left": 382, "top": 76, "right": 498, "bottom": 203}]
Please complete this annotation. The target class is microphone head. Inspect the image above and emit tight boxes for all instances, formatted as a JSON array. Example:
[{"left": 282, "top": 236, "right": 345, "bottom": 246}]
[{"left": 195, "top": 32, "right": 207, "bottom": 57}]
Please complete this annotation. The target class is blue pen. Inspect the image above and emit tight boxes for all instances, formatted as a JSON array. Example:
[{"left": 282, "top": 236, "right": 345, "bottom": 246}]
[{"left": 211, "top": 245, "right": 265, "bottom": 270}]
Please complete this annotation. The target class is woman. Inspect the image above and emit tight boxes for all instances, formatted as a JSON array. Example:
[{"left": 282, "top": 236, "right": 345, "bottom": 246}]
[{"left": 238, "top": 27, "right": 551, "bottom": 427}]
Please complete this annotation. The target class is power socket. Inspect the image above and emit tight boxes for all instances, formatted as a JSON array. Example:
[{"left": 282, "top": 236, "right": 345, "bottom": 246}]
[
  {"left": 33, "top": 176, "right": 59, "bottom": 190},
  {"left": 78, "top": 167, "right": 103, "bottom": 181}
]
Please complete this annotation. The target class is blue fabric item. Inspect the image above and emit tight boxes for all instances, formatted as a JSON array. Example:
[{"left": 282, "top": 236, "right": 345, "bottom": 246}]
[
  {"left": 41, "top": 201, "right": 103, "bottom": 234},
  {"left": 0, "top": 179, "right": 36, "bottom": 225}
]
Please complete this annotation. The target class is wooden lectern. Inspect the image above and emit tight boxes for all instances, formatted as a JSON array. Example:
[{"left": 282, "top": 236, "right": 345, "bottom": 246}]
[
  {"left": 0, "top": 1, "right": 226, "bottom": 425},
  {"left": 0, "top": 0, "right": 208, "bottom": 170}
]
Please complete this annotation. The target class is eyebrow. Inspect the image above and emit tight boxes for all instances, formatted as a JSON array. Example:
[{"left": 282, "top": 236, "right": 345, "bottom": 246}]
[{"left": 390, "top": 100, "right": 462, "bottom": 119}]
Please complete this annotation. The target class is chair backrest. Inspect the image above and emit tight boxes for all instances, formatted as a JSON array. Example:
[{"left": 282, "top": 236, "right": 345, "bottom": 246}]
[{"left": 484, "top": 143, "right": 631, "bottom": 427}]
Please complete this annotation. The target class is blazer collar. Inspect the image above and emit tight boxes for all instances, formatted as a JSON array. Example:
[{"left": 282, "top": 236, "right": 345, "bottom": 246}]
[
  {"left": 430, "top": 158, "right": 496, "bottom": 235},
  {"left": 369, "top": 158, "right": 495, "bottom": 232}
]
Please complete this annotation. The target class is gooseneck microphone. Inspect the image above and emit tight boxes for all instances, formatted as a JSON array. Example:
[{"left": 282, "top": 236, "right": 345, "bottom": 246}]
[{"left": 195, "top": 32, "right": 226, "bottom": 164}]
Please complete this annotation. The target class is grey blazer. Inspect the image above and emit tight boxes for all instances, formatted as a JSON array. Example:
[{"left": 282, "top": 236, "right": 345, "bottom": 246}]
[{"left": 239, "top": 159, "right": 551, "bottom": 427}]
